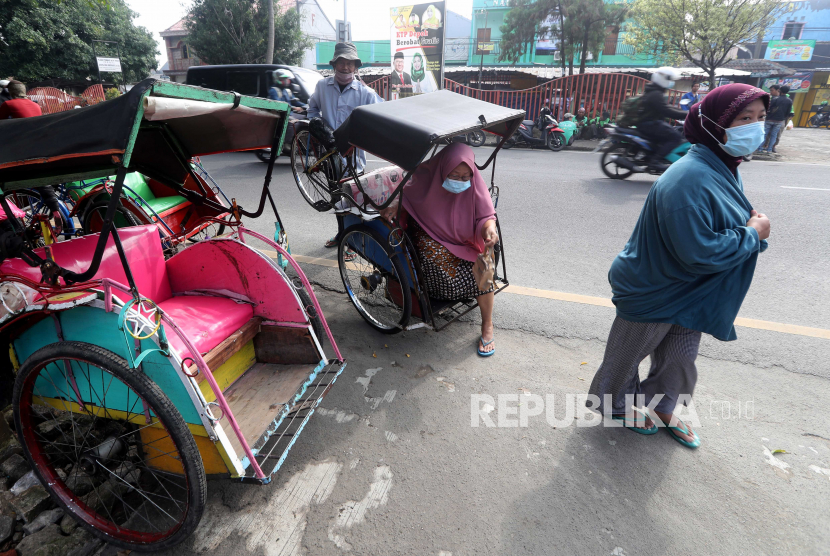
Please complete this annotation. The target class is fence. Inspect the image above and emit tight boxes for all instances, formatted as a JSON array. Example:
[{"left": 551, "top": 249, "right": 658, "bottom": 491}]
[
  {"left": 367, "top": 73, "right": 683, "bottom": 122},
  {"left": 28, "top": 84, "right": 108, "bottom": 115}
]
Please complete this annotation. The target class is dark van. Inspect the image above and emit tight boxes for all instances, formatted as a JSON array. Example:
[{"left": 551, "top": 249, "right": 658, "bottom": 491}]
[{"left": 185, "top": 64, "right": 323, "bottom": 103}]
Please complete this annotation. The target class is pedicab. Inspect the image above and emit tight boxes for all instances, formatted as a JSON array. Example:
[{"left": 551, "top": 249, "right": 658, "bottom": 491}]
[
  {"left": 290, "top": 90, "right": 523, "bottom": 333},
  {"left": 0, "top": 79, "right": 345, "bottom": 551}
]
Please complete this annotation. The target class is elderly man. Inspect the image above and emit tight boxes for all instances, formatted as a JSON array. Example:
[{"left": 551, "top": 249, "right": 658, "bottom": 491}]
[{"left": 307, "top": 42, "right": 383, "bottom": 251}]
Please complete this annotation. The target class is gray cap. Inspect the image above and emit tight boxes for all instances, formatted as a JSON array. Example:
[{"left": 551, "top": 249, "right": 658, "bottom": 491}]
[{"left": 329, "top": 42, "right": 362, "bottom": 68}]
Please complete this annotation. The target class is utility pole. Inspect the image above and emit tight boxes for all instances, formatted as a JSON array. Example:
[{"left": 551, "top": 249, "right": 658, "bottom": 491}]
[
  {"left": 477, "top": 9, "right": 488, "bottom": 90},
  {"left": 266, "top": 0, "right": 275, "bottom": 64}
]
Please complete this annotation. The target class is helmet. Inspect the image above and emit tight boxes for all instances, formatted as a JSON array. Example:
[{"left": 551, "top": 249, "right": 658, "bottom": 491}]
[
  {"left": 651, "top": 67, "right": 681, "bottom": 89},
  {"left": 275, "top": 69, "right": 294, "bottom": 81},
  {"left": 822, "top": 100, "right": 828, "bottom": 106}
]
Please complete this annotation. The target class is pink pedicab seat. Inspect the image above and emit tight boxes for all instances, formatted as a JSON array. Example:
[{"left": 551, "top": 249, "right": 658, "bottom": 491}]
[
  {"left": 0, "top": 225, "right": 254, "bottom": 360},
  {"left": 341, "top": 165, "right": 405, "bottom": 210},
  {"left": 0, "top": 201, "right": 27, "bottom": 221}
]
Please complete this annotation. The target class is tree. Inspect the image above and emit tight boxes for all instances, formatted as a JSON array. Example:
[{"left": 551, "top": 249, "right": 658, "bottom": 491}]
[
  {"left": 0, "top": 0, "right": 158, "bottom": 83},
  {"left": 626, "top": 0, "right": 784, "bottom": 87},
  {"left": 185, "top": 0, "right": 313, "bottom": 65},
  {"left": 499, "top": 0, "right": 626, "bottom": 75}
]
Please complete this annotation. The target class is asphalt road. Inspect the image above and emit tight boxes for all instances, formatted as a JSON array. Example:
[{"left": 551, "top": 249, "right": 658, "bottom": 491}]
[
  {"left": 200, "top": 147, "right": 830, "bottom": 377},
  {"left": 133, "top": 147, "right": 830, "bottom": 556}
]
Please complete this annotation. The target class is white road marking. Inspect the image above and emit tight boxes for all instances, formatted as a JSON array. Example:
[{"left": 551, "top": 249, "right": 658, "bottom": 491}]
[
  {"left": 762, "top": 446, "right": 791, "bottom": 473},
  {"left": 317, "top": 407, "right": 359, "bottom": 423},
  {"left": 192, "top": 459, "right": 342, "bottom": 555},
  {"left": 781, "top": 186, "right": 830, "bottom": 191},
  {"left": 328, "top": 466, "right": 394, "bottom": 551},
  {"left": 365, "top": 390, "right": 397, "bottom": 410},
  {"left": 808, "top": 464, "right": 830, "bottom": 479},
  {"left": 356, "top": 367, "right": 382, "bottom": 394}
]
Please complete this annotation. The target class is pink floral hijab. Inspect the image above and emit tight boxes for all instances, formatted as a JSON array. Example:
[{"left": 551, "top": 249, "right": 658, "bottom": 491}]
[{"left": 402, "top": 143, "right": 496, "bottom": 262}]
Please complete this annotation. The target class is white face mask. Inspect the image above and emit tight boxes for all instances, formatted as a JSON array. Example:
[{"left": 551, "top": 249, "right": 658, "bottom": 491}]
[
  {"left": 699, "top": 110, "right": 766, "bottom": 157},
  {"left": 442, "top": 178, "right": 471, "bottom": 194}
]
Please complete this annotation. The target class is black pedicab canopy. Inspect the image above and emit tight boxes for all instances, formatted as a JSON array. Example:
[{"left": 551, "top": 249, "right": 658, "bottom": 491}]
[
  {"left": 0, "top": 78, "right": 290, "bottom": 192},
  {"left": 333, "top": 89, "right": 525, "bottom": 171}
]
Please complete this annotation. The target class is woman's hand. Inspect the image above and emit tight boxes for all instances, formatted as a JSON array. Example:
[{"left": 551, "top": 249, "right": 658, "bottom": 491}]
[
  {"left": 482, "top": 220, "right": 499, "bottom": 249},
  {"left": 747, "top": 209, "right": 770, "bottom": 241},
  {"left": 380, "top": 201, "right": 399, "bottom": 223}
]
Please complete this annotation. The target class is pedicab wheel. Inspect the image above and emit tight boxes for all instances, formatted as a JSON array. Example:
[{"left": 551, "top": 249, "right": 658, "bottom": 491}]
[
  {"left": 13, "top": 342, "right": 206, "bottom": 552},
  {"left": 296, "top": 286, "right": 326, "bottom": 344},
  {"left": 468, "top": 130, "right": 486, "bottom": 147},
  {"left": 186, "top": 216, "right": 230, "bottom": 243},
  {"left": 338, "top": 225, "right": 411, "bottom": 334},
  {"left": 548, "top": 131, "right": 565, "bottom": 151},
  {"left": 291, "top": 129, "right": 337, "bottom": 212},
  {"left": 82, "top": 200, "right": 141, "bottom": 234},
  {"left": 600, "top": 143, "right": 635, "bottom": 180}
]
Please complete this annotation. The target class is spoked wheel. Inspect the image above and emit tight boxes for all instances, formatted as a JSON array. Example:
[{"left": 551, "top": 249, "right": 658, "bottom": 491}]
[
  {"left": 186, "top": 217, "right": 229, "bottom": 243},
  {"left": 82, "top": 200, "right": 142, "bottom": 234},
  {"left": 600, "top": 143, "right": 636, "bottom": 180},
  {"left": 290, "top": 128, "right": 338, "bottom": 212},
  {"left": 13, "top": 342, "right": 206, "bottom": 552},
  {"left": 548, "top": 131, "right": 565, "bottom": 151},
  {"left": 338, "top": 225, "right": 411, "bottom": 334},
  {"left": 468, "top": 130, "right": 486, "bottom": 147}
]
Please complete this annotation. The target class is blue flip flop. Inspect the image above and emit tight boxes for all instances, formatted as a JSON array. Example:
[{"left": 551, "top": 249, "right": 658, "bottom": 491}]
[
  {"left": 477, "top": 336, "right": 495, "bottom": 357},
  {"left": 666, "top": 419, "right": 701, "bottom": 449},
  {"left": 611, "top": 409, "right": 658, "bottom": 435}
]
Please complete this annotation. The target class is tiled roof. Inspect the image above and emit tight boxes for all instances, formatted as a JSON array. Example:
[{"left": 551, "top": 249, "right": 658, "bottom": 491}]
[
  {"left": 723, "top": 58, "right": 795, "bottom": 76},
  {"left": 160, "top": 18, "right": 188, "bottom": 37}
]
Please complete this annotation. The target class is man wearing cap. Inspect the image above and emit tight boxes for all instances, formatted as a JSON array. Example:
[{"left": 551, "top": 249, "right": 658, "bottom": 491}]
[
  {"left": 308, "top": 42, "right": 383, "bottom": 252},
  {"left": 389, "top": 52, "right": 412, "bottom": 92}
]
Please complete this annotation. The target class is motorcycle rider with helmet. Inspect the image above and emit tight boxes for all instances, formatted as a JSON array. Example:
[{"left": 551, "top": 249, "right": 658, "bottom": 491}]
[
  {"left": 637, "top": 67, "right": 687, "bottom": 172},
  {"left": 268, "top": 69, "right": 307, "bottom": 113}
]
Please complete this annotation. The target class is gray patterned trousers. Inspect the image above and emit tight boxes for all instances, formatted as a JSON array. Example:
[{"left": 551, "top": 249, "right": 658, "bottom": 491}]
[{"left": 588, "top": 317, "right": 702, "bottom": 415}]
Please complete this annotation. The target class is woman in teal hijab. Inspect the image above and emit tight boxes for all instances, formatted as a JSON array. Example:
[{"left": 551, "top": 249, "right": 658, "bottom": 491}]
[{"left": 411, "top": 53, "right": 426, "bottom": 93}]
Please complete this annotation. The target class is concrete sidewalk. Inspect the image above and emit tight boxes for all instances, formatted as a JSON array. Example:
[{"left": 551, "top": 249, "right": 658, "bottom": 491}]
[{"left": 161, "top": 287, "right": 830, "bottom": 556}]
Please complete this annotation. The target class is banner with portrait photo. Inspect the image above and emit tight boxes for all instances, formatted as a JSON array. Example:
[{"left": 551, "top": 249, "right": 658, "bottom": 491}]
[{"left": 390, "top": 2, "right": 445, "bottom": 97}]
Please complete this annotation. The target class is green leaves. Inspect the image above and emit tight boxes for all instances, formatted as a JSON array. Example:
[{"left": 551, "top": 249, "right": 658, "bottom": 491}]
[
  {"left": 185, "top": 0, "right": 313, "bottom": 65},
  {"left": 0, "top": 0, "right": 158, "bottom": 83}
]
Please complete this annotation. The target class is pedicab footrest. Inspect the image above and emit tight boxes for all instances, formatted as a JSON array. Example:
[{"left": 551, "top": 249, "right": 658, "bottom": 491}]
[{"left": 223, "top": 358, "right": 347, "bottom": 479}]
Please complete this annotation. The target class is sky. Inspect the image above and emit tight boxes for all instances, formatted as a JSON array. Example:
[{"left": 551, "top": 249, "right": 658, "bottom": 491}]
[{"left": 127, "top": 0, "right": 474, "bottom": 70}]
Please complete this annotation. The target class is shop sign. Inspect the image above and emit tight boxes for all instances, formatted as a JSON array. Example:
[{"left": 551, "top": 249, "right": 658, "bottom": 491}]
[
  {"left": 764, "top": 40, "right": 815, "bottom": 62},
  {"left": 762, "top": 72, "right": 814, "bottom": 94}
]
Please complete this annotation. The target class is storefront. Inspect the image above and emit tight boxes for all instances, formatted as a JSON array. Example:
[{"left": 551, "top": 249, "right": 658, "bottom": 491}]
[{"left": 762, "top": 71, "right": 830, "bottom": 126}]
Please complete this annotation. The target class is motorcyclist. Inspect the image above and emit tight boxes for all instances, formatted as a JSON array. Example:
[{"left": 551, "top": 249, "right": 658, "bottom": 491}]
[
  {"left": 268, "top": 69, "right": 307, "bottom": 113},
  {"left": 637, "top": 67, "right": 687, "bottom": 172}
]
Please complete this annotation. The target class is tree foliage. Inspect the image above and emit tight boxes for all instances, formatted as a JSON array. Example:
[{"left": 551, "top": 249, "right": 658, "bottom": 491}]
[
  {"left": 185, "top": 0, "right": 313, "bottom": 65},
  {"left": 0, "top": 0, "right": 158, "bottom": 83},
  {"left": 626, "top": 0, "right": 784, "bottom": 86},
  {"left": 499, "top": 0, "right": 627, "bottom": 75}
]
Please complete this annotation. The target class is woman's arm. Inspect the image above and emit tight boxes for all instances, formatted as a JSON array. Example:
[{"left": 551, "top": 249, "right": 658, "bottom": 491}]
[{"left": 481, "top": 218, "right": 498, "bottom": 249}]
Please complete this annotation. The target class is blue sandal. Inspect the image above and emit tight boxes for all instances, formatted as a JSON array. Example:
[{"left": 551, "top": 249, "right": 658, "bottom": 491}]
[
  {"left": 611, "top": 409, "right": 658, "bottom": 435},
  {"left": 477, "top": 336, "right": 495, "bottom": 357},
  {"left": 665, "top": 419, "right": 700, "bottom": 449}
]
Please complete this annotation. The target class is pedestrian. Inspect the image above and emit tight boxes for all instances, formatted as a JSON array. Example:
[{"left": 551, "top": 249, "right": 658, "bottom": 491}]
[
  {"left": 0, "top": 80, "right": 42, "bottom": 119},
  {"left": 307, "top": 42, "right": 383, "bottom": 256},
  {"left": 680, "top": 82, "right": 701, "bottom": 111},
  {"left": 773, "top": 86, "right": 793, "bottom": 151},
  {"left": 758, "top": 84, "right": 790, "bottom": 153},
  {"left": 587, "top": 84, "right": 771, "bottom": 449}
]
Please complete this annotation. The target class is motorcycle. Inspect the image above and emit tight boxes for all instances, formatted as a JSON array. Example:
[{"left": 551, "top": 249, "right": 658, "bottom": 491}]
[
  {"left": 503, "top": 107, "right": 567, "bottom": 151},
  {"left": 808, "top": 107, "right": 830, "bottom": 128},
  {"left": 256, "top": 107, "right": 308, "bottom": 162},
  {"left": 598, "top": 124, "right": 691, "bottom": 179},
  {"left": 452, "top": 129, "right": 487, "bottom": 147}
]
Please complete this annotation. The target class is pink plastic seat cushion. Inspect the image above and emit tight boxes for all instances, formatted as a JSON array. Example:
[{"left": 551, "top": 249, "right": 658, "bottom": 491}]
[
  {"left": 348, "top": 165, "right": 404, "bottom": 208},
  {"left": 0, "top": 201, "right": 26, "bottom": 221},
  {"left": 157, "top": 296, "right": 253, "bottom": 360},
  {"left": 0, "top": 225, "right": 171, "bottom": 303}
]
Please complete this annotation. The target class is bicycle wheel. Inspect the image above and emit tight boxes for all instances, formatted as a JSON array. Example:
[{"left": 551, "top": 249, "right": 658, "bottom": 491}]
[
  {"left": 13, "top": 341, "right": 206, "bottom": 551},
  {"left": 339, "top": 225, "right": 411, "bottom": 334},
  {"left": 82, "top": 200, "right": 142, "bottom": 234},
  {"left": 290, "top": 128, "right": 337, "bottom": 212}
]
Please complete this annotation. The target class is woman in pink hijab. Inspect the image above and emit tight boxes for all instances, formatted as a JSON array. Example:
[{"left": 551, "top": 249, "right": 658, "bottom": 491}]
[{"left": 385, "top": 143, "right": 499, "bottom": 356}]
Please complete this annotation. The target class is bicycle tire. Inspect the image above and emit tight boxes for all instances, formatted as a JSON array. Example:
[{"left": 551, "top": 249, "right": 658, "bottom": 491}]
[
  {"left": 82, "top": 200, "right": 142, "bottom": 234},
  {"left": 13, "top": 341, "right": 206, "bottom": 551},
  {"left": 290, "top": 128, "right": 337, "bottom": 212}
]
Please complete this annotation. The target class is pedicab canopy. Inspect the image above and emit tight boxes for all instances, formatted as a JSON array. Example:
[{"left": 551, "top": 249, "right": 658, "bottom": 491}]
[
  {"left": 333, "top": 89, "right": 525, "bottom": 171},
  {"left": 0, "top": 78, "right": 290, "bottom": 192}
]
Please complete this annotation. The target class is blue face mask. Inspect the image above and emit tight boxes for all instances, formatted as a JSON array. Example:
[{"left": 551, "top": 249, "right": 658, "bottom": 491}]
[
  {"left": 700, "top": 111, "right": 765, "bottom": 157},
  {"left": 442, "top": 178, "right": 471, "bottom": 194}
]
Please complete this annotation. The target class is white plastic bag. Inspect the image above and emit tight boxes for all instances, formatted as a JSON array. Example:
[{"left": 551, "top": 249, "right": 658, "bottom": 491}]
[{"left": 786, "top": 119, "right": 794, "bottom": 130}]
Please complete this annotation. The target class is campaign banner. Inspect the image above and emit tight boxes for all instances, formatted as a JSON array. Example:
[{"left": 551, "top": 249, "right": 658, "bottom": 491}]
[
  {"left": 390, "top": 2, "right": 445, "bottom": 95},
  {"left": 764, "top": 40, "right": 815, "bottom": 62},
  {"left": 762, "top": 72, "right": 814, "bottom": 94}
]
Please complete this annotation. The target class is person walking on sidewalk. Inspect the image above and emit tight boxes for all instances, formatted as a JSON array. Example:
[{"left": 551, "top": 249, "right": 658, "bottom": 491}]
[
  {"left": 587, "top": 84, "right": 771, "bottom": 449},
  {"left": 307, "top": 42, "right": 383, "bottom": 255},
  {"left": 773, "top": 86, "right": 793, "bottom": 151},
  {"left": 759, "top": 85, "right": 791, "bottom": 153}
]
